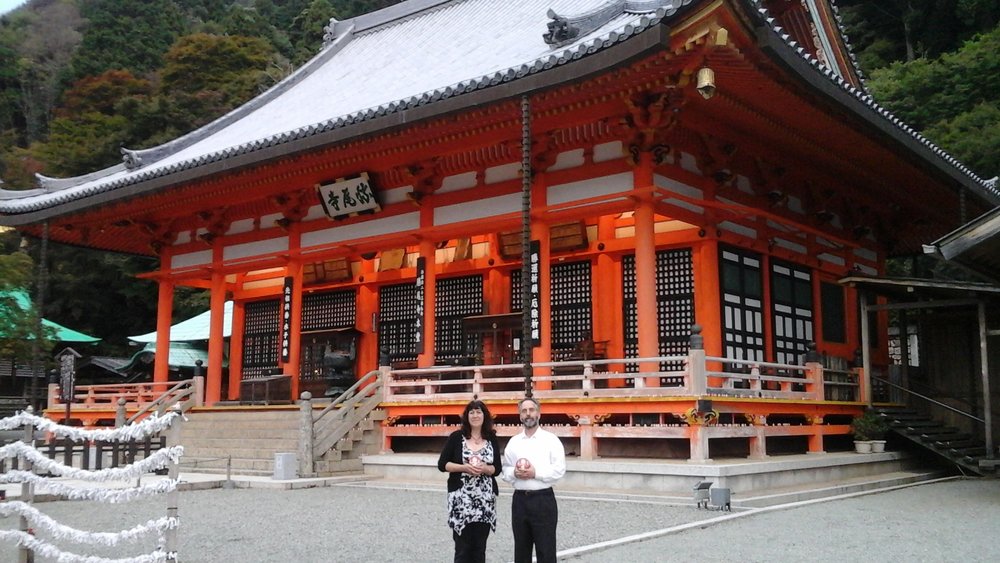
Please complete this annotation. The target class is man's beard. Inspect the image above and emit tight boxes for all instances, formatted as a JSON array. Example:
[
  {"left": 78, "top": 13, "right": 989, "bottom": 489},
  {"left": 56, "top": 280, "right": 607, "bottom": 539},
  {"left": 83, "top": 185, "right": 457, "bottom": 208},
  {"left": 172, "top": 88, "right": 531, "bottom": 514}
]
[{"left": 522, "top": 416, "right": 538, "bottom": 428}]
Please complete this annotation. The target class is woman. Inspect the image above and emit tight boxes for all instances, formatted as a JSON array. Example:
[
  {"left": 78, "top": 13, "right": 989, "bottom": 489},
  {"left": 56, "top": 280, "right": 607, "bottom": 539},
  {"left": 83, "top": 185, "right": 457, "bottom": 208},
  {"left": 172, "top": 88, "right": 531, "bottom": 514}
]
[{"left": 437, "top": 399, "right": 502, "bottom": 563}]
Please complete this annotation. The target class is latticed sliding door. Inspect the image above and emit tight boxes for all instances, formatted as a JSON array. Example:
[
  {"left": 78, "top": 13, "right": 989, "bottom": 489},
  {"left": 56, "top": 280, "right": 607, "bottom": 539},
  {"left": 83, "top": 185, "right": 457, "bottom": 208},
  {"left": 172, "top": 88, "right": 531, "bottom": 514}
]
[
  {"left": 378, "top": 282, "right": 418, "bottom": 364},
  {"left": 720, "top": 247, "right": 765, "bottom": 372},
  {"left": 549, "top": 261, "right": 592, "bottom": 359},
  {"left": 770, "top": 261, "right": 813, "bottom": 365},
  {"left": 299, "top": 290, "right": 357, "bottom": 382},
  {"left": 622, "top": 248, "right": 695, "bottom": 383},
  {"left": 242, "top": 299, "right": 280, "bottom": 379},
  {"left": 435, "top": 275, "right": 483, "bottom": 364}
]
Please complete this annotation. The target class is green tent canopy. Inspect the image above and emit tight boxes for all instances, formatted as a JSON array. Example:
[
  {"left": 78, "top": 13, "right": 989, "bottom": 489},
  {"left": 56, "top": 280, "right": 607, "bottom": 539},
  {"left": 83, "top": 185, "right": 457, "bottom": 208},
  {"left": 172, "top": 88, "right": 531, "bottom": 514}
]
[{"left": 1, "top": 290, "right": 100, "bottom": 343}]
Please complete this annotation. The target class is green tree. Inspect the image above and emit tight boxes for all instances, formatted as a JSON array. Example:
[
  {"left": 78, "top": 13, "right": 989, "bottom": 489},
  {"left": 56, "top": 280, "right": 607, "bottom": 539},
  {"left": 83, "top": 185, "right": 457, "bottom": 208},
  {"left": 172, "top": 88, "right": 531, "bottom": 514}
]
[
  {"left": 0, "top": 250, "right": 44, "bottom": 360},
  {"left": 289, "top": 0, "right": 336, "bottom": 64},
  {"left": 838, "top": 0, "right": 1000, "bottom": 70},
  {"left": 69, "top": 0, "right": 188, "bottom": 80},
  {"left": 865, "top": 26, "right": 1000, "bottom": 180},
  {"left": 32, "top": 112, "right": 129, "bottom": 176},
  {"left": 925, "top": 102, "right": 1000, "bottom": 178},
  {"left": 160, "top": 33, "right": 277, "bottom": 103}
]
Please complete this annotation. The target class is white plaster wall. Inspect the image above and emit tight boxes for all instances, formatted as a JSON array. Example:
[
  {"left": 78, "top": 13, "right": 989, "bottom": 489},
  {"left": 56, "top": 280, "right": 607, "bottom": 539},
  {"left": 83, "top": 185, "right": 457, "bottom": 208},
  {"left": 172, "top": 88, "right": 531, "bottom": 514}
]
[
  {"left": 547, "top": 172, "right": 632, "bottom": 205},
  {"left": 302, "top": 211, "right": 420, "bottom": 248},
  {"left": 434, "top": 193, "right": 520, "bottom": 225},
  {"left": 172, "top": 249, "right": 212, "bottom": 269},
  {"left": 224, "top": 236, "right": 289, "bottom": 261}
]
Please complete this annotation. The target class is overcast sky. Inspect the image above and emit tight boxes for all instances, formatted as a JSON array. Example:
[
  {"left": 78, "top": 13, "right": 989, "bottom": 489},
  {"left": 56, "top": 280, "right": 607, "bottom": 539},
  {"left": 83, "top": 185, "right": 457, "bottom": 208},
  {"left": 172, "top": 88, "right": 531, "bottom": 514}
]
[{"left": 0, "top": 0, "right": 28, "bottom": 17}]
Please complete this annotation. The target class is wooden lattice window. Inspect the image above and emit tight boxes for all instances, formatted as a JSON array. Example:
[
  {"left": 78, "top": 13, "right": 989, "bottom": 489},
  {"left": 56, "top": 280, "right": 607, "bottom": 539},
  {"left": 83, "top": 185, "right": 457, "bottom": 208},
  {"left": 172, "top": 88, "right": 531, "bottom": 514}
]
[
  {"left": 720, "top": 247, "right": 764, "bottom": 368},
  {"left": 242, "top": 299, "right": 280, "bottom": 379},
  {"left": 300, "top": 290, "right": 356, "bottom": 381},
  {"left": 435, "top": 275, "right": 483, "bottom": 364},
  {"left": 378, "top": 282, "right": 417, "bottom": 364},
  {"left": 622, "top": 249, "right": 695, "bottom": 381},
  {"left": 550, "top": 260, "right": 592, "bottom": 359},
  {"left": 771, "top": 260, "right": 814, "bottom": 365},
  {"left": 301, "top": 290, "right": 356, "bottom": 332}
]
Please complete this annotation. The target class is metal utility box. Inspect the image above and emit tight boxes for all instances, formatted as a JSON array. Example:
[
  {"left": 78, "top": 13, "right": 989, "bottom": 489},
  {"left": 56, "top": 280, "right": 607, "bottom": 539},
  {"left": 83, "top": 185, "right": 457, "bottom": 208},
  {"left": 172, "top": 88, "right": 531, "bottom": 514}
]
[
  {"left": 710, "top": 487, "right": 731, "bottom": 511},
  {"left": 693, "top": 481, "right": 712, "bottom": 509},
  {"left": 273, "top": 452, "right": 297, "bottom": 480}
]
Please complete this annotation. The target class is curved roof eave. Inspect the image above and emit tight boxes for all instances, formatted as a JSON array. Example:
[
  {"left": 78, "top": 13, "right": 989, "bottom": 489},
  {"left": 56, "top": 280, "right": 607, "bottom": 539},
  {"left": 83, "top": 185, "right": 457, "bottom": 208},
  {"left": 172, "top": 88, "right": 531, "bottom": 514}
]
[{"left": 748, "top": 7, "right": 1000, "bottom": 206}]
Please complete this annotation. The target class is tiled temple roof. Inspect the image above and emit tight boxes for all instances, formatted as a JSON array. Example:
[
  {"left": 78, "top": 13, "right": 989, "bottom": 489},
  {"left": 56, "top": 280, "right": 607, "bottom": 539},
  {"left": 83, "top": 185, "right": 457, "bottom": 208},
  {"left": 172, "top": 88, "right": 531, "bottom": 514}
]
[{"left": 0, "top": 0, "right": 996, "bottom": 221}]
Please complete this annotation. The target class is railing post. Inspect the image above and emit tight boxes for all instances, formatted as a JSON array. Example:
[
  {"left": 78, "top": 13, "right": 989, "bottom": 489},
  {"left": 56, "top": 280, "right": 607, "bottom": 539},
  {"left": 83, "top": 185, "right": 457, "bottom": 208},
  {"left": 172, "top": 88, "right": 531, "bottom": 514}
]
[
  {"left": 582, "top": 362, "right": 593, "bottom": 393},
  {"left": 382, "top": 365, "right": 395, "bottom": 400},
  {"left": 472, "top": 368, "right": 483, "bottom": 397},
  {"left": 689, "top": 325, "right": 707, "bottom": 396},
  {"left": 804, "top": 342, "right": 824, "bottom": 401},
  {"left": 115, "top": 398, "right": 127, "bottom": 427},
  {"left": 47, "top": 383, "right": 59, "bottom": 409},
  {"left": 193, "top": 376, "right": 205, "bottom": 407},
  {"left": 577, "top": 415, "right": 595, "bottom": 460},
  {"left": 164, "top": 406, "right": 183, "bottom": 562},
  {"left": 749, "top": 365, "right": 761, "bottom": 392},
  {"left": 298, "top": 392, "right": 315, "bottom": 478}
]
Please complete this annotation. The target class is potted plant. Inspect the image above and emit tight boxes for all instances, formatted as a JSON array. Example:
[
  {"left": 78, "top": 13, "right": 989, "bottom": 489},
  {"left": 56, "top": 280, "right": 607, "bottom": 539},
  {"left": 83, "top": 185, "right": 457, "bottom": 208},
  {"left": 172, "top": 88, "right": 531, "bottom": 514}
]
[{"left": 851, "top": 411, "right": 888, "bottom": 453}]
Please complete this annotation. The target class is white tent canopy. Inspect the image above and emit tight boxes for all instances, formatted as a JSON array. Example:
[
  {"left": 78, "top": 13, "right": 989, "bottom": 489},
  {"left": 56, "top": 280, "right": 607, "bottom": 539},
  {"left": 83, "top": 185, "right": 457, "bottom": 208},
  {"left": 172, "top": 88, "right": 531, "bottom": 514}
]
[{"left": 128, "top": 301, "right": 233, "bottom": 343}]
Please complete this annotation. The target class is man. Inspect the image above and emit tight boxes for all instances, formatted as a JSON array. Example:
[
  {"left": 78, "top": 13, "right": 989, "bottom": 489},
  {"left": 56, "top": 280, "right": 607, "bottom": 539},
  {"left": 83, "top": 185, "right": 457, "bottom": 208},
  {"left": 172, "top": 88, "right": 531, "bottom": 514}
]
[{"left": 501, "top": 397, "right": 566, "bottom": 563}]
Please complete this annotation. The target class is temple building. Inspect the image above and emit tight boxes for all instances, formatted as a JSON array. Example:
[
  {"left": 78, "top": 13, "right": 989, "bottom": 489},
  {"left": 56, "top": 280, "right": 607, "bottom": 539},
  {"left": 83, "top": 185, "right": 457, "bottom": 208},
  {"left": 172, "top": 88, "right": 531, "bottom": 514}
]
[{"left": 2, "top": 0, "right": 997, "bottom": 462}]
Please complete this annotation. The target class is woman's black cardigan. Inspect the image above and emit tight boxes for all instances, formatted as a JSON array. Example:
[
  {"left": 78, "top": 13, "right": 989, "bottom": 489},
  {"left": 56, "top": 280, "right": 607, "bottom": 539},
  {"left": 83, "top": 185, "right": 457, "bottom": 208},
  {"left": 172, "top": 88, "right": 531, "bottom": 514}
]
[{"left": 437, "top": 430, "right": 502, "bottom": 494}]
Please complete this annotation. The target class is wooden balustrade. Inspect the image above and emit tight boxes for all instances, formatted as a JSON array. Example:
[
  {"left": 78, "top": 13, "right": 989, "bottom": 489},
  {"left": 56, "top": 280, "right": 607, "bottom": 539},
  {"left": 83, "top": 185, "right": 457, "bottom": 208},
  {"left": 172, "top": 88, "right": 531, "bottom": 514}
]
[
  {"left": 383, "top": 352, "right": 860, "bottom": 404},
  {"left": 45, "top": 378, "right": 204, "bottom": 427}
]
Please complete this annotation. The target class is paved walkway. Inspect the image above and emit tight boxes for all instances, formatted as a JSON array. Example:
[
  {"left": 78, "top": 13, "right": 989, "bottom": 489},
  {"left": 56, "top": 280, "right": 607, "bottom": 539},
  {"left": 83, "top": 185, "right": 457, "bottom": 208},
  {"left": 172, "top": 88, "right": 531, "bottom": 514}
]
[{"left": 2, "top": 473, "right": 998, "bottom": 561}]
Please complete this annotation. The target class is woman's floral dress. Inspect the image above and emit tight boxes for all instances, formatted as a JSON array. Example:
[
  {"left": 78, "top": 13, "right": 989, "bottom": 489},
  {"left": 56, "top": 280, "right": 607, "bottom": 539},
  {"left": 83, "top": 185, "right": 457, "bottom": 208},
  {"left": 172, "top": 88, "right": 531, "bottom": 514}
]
[{"left": 447, "top": 438, "right": 497, "bottom": 535}]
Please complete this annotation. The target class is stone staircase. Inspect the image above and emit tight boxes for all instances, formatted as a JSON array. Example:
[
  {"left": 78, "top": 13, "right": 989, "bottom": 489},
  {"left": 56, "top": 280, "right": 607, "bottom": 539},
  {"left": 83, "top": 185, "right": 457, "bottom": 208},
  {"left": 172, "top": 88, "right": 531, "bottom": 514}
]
[
  {"left": 314, "top": 408, "right": 386, "bottom": 475},
  {"left": 177, "top": 407, "right": 385, "bottom": 477},
  {"left": 874, "top": 406, "right": 996, "bottom": 476}
]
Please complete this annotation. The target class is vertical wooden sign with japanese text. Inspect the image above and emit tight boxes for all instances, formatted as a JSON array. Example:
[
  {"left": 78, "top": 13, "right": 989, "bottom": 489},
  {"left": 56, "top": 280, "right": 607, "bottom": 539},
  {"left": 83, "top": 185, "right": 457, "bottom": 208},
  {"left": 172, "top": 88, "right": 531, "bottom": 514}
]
[
  {"left": 414, "top": 257, "right": 425, "bottom": 354},
  {"left": 529, "top": 240, "right": 541, "bottom": 347},
  {"left": 281, "top": 277, "right": 293, "bottom": 363}
]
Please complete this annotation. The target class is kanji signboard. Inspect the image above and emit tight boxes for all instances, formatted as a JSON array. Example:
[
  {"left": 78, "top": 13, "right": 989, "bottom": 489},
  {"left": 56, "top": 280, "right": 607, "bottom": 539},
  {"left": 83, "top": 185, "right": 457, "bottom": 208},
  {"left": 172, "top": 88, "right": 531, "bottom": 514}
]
[{"left": 316, "top": 173, "right": 380, "bottom": 219}]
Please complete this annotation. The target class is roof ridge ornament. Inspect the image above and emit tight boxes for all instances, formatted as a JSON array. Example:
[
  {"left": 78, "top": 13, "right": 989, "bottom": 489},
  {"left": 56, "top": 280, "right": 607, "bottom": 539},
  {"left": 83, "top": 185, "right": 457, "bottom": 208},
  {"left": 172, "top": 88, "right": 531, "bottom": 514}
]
[
  {"left": 121, "top": 147, "right": 143, "bottom": 170},
  {"left": 544, "top": 1, "right": 677, "bottom": 47},
  {"left": 322, "top": 17, "right": 344, "bottom": 46}
]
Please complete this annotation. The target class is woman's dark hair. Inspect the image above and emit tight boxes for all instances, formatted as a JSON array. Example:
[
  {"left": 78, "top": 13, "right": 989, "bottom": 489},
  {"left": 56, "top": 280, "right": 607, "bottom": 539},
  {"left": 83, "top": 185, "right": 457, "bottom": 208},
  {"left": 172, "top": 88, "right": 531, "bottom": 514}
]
[{"left": 461, "top": 400, "right": 495, "bottom": 439}]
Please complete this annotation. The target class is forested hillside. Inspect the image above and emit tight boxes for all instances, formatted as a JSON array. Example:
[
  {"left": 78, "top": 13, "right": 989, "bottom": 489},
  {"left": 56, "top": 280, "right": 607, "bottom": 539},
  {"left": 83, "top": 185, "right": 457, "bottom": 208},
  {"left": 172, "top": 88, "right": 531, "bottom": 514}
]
[
  {"left": 0, "top": 0, "right": 998, "bottom": 352},
  {"left": 0, "top": 0, "right": 401, "bottom": 352}
]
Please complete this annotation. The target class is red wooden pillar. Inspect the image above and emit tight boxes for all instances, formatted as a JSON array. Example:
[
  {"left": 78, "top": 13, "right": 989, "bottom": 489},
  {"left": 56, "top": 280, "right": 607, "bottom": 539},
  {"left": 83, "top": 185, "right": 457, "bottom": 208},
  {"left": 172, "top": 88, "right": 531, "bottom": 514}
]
[
  {"left": 357, "top": 259, "right": 378, "bottom": 371},
  {"left": 634, "top": 152, "right": 659, "bottom": 384},
  {"left": 206, "top": 270, "right": 226, "bottom": 405},
  {"left": 227, "top": 298, "right": 245, "bottom": 401},
  {"left": 418, "top": 238, "right": 437, "bottom": 368},
  {"left": 695, "top": 239, "right": 723, "bottom": 387},
  {"left": 286, "top": 223, "right": 304, "bottom": 399},
  {"left": 153, "top": 276, "right": 174, "bottom": 384},
  {"left": 531, "top": 173, "right": 551, "bottom": 390}
]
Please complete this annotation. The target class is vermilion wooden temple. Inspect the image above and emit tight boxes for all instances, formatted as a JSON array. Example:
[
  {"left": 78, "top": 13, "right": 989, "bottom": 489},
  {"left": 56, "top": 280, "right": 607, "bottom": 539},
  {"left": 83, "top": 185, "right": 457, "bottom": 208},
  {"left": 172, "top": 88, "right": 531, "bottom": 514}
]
[{"left": 2, "top": 0, "right": 997, "bottom": 461}]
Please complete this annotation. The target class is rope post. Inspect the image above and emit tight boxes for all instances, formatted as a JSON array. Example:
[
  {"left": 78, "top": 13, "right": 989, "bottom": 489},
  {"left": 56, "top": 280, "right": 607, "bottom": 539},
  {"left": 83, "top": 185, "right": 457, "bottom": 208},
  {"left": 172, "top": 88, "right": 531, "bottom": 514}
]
[
  {"left": 18, "top": 406, "right": 35, "bottom": 563},
  {"left": 163, "top": 406, "right": 183, "bottom": 562},
  {"left": 298, "top": 392, "right": 315, "bottom": 478}
]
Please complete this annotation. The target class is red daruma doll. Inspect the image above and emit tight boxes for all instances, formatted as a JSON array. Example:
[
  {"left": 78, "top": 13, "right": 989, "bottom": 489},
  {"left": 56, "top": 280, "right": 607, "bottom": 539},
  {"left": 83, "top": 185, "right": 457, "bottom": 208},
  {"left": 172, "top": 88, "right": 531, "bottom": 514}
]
[
  {"left": 469, "top": 454, "right": 482, "bottom": 468},
  {"left": 516, "top": 458, "right": 532, "bottom": 472}
]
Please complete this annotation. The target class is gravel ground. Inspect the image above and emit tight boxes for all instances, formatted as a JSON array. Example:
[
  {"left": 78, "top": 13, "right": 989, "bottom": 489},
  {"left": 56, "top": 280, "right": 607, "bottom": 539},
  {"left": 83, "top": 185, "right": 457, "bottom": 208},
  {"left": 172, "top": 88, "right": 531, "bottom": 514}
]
[{"left": 2, "top": 478, "right": 998, "bottom": 562}]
